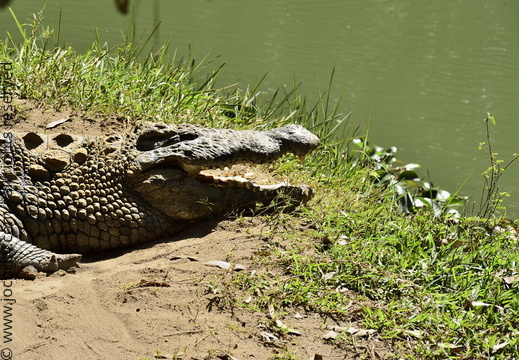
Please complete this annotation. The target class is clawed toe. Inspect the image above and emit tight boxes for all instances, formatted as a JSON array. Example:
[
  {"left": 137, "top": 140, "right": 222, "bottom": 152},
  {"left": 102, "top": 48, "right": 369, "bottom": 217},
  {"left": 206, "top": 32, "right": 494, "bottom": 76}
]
[{"left": 56, "top": 253, "right": 82, "bottom": 270}]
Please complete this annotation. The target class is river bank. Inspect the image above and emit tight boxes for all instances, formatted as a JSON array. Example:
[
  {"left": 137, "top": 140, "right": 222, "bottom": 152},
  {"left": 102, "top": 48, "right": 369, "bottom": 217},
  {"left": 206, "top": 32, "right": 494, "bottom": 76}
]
[{"left": 2, "top": 12, "right": 519, "bottom": 359}]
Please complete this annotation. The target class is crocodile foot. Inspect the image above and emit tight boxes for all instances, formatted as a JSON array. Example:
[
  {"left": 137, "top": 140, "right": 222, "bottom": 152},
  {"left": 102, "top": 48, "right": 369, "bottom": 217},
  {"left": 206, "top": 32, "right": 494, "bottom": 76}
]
[
  {"left": 1, "top": 233, "right": 82, "bottom": 279},
  {"left": 18, "top": 253, "right": 82, "bottom": 280}
]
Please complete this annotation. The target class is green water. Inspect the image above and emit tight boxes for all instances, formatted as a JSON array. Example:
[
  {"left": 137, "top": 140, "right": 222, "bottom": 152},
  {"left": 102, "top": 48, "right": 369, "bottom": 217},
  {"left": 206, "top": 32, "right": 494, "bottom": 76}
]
[{"left": 1, "top": 1, "right": 518, "bottom": 217}]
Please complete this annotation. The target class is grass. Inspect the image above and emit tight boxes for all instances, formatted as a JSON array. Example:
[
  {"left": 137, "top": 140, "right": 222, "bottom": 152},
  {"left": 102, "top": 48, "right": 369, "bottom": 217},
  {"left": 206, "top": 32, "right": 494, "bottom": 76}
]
[{"left": 2, "top": 9, "right": 519, "bottom": 359}]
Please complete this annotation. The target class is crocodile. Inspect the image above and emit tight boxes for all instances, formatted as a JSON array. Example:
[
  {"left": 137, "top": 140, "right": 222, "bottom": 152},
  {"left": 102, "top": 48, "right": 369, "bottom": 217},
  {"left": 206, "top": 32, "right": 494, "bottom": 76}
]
[{"left": 0, "top": 122, "right": 319, "bottom": 279}]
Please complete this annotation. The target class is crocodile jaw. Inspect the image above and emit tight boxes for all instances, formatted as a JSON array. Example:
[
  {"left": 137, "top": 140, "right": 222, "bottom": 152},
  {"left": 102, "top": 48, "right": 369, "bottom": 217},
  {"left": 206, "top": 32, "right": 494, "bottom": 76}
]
[
  {"left": 129, "top": 123, "right": 318, "bottom": 220},
  {"left": 133, "top": 123, "right": 320, "bottom": 172},
  {"left": 130, "top": 165, "right": 313, "bottom": 221},
  {"left": 195, "top": 167, "right": 313, "bottom": 198}
]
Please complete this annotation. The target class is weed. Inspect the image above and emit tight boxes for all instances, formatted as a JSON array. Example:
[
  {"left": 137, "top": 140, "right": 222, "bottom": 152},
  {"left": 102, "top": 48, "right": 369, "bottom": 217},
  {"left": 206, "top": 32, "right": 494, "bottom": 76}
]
[
  {"left": 477, "top": 113, "right": 519, "bottom": 219},
  {"left": 268, "top": 348, "right": 298, "bottom": 360}
]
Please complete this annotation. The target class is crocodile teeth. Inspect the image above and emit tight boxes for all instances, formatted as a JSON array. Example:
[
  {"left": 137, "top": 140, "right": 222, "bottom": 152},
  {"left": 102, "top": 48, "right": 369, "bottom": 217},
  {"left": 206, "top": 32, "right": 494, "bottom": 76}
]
[
  {"left": 181, "top": 163, "right": 204, "bottom": 176},
  {"left": 195, "top": 171, "right": 292, "bottom": 192},
  {"left": 211, "top": 174, "right": 249, "bottom": 183},
  {"left": 256, "top": 182, "right": 290, "bottom": 191}
]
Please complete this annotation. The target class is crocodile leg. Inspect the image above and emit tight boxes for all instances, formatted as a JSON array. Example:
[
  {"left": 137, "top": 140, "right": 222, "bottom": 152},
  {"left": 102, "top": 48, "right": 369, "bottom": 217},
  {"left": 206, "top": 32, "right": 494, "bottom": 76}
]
[
  {"left": 0, "top": 232, "right": 81, "bottom": 279},
  {"left": 0, "top": 203, "right": 81, "bottom": 279}
]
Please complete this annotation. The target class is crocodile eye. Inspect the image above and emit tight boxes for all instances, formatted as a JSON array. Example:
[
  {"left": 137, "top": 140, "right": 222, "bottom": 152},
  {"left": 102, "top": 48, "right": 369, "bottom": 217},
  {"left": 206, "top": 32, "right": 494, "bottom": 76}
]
[
  {"left": 136, "top": 130, "right": 178, "bottom": 151},
  {"left": 136, "top": 130, "right": 199, "bottom": 151}
]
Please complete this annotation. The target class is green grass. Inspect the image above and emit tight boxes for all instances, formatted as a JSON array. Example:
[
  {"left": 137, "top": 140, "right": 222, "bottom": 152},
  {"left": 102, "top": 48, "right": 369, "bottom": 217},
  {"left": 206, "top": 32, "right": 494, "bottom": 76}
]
[{"left": 2, "top": 9, "right": 519, "bottom": 359}]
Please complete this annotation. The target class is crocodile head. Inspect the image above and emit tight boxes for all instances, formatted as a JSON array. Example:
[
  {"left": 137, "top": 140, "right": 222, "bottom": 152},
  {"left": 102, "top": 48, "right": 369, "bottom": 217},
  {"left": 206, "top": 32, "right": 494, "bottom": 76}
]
[{"left": 127, "top": 123, "right": 320, "bottom": 220}]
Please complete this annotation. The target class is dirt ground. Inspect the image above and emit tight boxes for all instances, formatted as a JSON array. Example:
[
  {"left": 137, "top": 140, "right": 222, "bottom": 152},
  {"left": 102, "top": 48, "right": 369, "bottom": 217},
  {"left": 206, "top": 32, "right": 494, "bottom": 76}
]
[{"left": 5, "top": 103, "right": 393, "bottom": 360}]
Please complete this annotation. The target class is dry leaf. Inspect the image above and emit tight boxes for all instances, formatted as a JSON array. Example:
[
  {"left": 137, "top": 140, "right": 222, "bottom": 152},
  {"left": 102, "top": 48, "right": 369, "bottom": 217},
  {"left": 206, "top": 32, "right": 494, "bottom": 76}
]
[
  {"left": 338, "top": 235, "right": 349, "bottom": 245},
  {"left": 439, "top": 342, "right": 464, "bottom": 354},
  {"left": 502, "top": 275, "right": 519, "bottom": 284},
  {"left": 354, "top": 329, "right": 376, "bottom": 337},
  {"left": 327, "top": 325, "right": 357, "bottom": 334},
  {"left": 46, "top": 117, "right": 71, "bottom": 129},
  {"left": 471, "top": 301, "right": 492, "bottom": 307},
  {"left": 260, "top": 331, "right": 279, "bottom": 342},
  {"left": 323, "top": 272, "right": 336, "bottom": 281},
  {"left": 464, "top": 299, "right": 493, "bottom": 310},
  {"left": 268, "top": 302, "right": 275, "bottom": 318},
  {"left": 216, "top": 354, "right": 239, "bottom": 360},
  {"left": 275, "top": 319, "right": 301, "bottom": 335},
  {"left": 204, "top": 260, "right": 245, "bottom": 271},
  {"left": 403, "top": 329, "right": 422, "bottom": 338},
  {"left": 233, "top": 264, "right": 246, "bottom": 271},
  {"left": 205, "top": 260, "right": 232, "bottom": 269},
  {"left": 323, "top": 330, "right": 339, "bottom": 340},
  {"left": 492, "top": 340, "right": 509, "bottom": 352}
]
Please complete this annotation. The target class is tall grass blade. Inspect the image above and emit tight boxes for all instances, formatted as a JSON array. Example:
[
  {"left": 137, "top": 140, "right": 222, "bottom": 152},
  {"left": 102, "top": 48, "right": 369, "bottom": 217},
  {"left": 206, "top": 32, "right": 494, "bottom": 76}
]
[{"left": 8, "top": 7, "right": 28, "bottom": 42}]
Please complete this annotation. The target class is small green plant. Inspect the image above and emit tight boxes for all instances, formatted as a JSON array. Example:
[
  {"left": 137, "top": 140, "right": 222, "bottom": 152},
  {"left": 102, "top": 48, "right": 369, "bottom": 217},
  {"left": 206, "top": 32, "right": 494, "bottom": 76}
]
[
  {"left": 121, "top": 281, "right": 140, "bottom": 291},
  {"left": 351, "top": 138, "right": 465, "bottom": 217},
  {"left": 477, "top": 113, "right": 519, "bottom": 219},
  {"left": 268, "top": 348, "right": 298, "bottom": 360}
]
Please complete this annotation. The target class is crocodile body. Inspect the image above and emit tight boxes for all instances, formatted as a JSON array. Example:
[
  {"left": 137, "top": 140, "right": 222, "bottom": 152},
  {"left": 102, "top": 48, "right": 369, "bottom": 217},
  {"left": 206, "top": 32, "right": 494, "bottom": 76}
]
[{"left": 0, "top": 122, "right": 319, "bottom": 278}]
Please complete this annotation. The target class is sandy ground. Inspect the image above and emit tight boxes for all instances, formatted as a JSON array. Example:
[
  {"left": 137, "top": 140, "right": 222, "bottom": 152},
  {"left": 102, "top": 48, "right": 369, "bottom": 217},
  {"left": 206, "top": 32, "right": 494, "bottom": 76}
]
[
  {"left": 4, "top": 103, "right": 393, "bottom": 360},
  {"left": 12, "top": 219, "right": 344, "bottom": 360}
]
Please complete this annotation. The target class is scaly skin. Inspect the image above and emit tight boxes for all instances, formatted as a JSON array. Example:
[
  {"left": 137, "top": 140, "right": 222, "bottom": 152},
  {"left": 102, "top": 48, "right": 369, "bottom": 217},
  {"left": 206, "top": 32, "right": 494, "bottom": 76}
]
[{"left": 0, "top": 123, "right": 319, "bottom": 278}]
